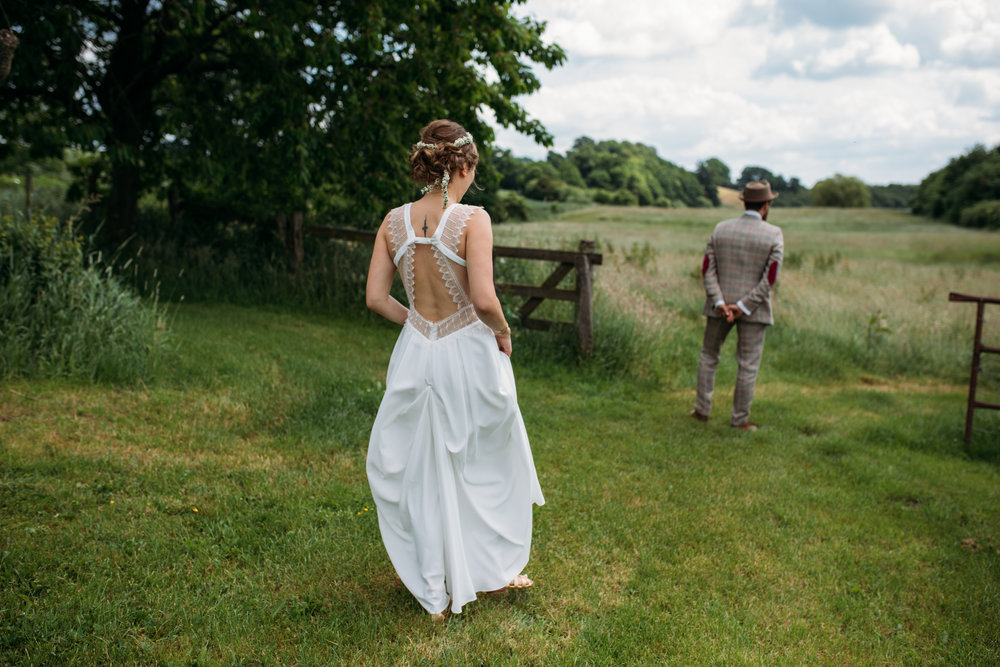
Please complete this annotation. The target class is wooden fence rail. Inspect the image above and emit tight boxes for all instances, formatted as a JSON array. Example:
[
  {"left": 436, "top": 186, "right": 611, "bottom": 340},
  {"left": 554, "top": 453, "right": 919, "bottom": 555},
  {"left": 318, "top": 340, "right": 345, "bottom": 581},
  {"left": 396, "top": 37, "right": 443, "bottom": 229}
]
[
  {"left": 949, "top": 291, "right": 1000, "bottom": 448},
  {"left": 303, "top": 224, "right": 603, "bottom": 356}
]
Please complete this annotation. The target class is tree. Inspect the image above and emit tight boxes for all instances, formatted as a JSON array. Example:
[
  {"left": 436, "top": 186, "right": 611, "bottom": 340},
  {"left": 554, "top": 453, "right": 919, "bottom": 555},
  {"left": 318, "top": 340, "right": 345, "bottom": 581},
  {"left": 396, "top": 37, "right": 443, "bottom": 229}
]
[
  {"left": 493, "top": 149, "right": 537, "bottom": 192},
  {"left": 0, "top": 2, "right": 565, "bottom": 242},
  {"left": 912, "top": 144, "right": 1000, "bottom": 225},
  {"left": 812, "top": 174, "right": 871, "bottom": 207},
  {"left": 696, "top": 157, "right": 730, "bottom": 206},
  {"left": 546, "top": 151, "right": 585, "bottom": 188},
  {"left": 869, "top": 184, "right": 917, "bottom": 208},
  {"left": 735, "top": 165, "right": 778, "bottom": 190},
  {"left": 496, "top": 137, "right": 710, "bottom": 207},
  {"left": 734, "top": 165, "right": 811, "bottom": 206},
  {"left": 524, "top": 174, "right": 565, "bottom": 201},
  {"left": 569, "top": 139, "right": 706, "bottom": 207},
  {"left": 568, "top": 136, "right": 598, "bottom": 177}
]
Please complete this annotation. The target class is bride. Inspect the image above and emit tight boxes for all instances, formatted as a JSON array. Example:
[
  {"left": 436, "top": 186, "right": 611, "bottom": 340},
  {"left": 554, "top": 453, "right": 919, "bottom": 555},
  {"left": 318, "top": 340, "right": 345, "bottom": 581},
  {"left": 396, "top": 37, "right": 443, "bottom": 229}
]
[{"left": 365, "top": 119, "right": 544, "bottom": 620}]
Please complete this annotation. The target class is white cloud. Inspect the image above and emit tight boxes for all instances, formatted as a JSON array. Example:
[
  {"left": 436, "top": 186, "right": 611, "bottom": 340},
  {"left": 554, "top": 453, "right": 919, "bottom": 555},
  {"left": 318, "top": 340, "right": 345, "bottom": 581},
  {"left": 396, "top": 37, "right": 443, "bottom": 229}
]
[
  {"left": 885, "top": 0, "right": 1000, "bottom": 67},
  {"left": 521, "top": 0, "right": 737, "bottom": 58},
  {"left": 773, "top": 0, "right": 892, "bottom": 29},
  {"left": 760, "top": 23, "right": 920, "bottom": 78},
  {"left": 495, "top": 0, "right": 1000, "bottom": 185},
  {"left": 940, "top": 21, "right": 1000, "bottom": 66}
]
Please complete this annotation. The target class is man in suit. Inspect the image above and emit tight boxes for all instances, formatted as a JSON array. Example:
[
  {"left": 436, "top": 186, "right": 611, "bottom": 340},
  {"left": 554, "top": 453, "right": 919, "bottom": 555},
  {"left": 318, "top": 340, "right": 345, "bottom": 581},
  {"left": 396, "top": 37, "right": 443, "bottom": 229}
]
[{"left": 691, "top": 181, "right": 784, "bottom": 431}]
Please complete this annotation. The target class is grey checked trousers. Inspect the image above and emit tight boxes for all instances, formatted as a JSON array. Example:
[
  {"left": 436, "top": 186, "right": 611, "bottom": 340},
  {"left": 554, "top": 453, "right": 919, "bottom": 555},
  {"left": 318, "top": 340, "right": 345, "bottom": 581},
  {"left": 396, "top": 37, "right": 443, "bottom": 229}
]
[{"left": 695, "top": 317, "right": 768, "bottom": 427}]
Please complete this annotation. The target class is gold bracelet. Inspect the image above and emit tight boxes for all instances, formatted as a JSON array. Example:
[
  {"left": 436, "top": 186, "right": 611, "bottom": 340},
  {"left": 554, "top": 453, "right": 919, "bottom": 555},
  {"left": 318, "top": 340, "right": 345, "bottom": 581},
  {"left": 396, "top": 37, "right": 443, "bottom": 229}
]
[{"left": 494, "top": 324, "right": 511, "bottom": 336}]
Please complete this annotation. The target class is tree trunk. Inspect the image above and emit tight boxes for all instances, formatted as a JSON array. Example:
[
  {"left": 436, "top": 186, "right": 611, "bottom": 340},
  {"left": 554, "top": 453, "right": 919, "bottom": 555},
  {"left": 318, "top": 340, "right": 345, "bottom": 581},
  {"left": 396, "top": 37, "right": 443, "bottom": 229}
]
[
  {"left": 100, "top": 0, "right": 153, "bottom": 247},
  {"left": 286, "top": 211, "right": 304, "bottom": 273},
  {"left": 87, "top": 164, "right": 100, "bottom": 201},
  {"left": 24, "top": 171, "right": 32, "bottom": 218},
  {"left": 168, "top": 185, "right": 181, "bottom": 230},
  {"left": 108, "top": 158, "right": 140, "bottom": 245}
]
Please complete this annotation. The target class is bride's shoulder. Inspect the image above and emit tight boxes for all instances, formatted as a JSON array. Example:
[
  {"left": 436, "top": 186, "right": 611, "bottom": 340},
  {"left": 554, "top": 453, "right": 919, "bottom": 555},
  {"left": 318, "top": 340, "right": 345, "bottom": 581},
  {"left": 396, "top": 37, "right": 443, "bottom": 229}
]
[
  {"left": 382, "top": 204, "right": 409, "bottom": 225},
  {"left": 457, "top": 203, "right": 490, "bottom": 226},
  {"left": 379, "top": 205, "right": 408, "bottom": 243}
]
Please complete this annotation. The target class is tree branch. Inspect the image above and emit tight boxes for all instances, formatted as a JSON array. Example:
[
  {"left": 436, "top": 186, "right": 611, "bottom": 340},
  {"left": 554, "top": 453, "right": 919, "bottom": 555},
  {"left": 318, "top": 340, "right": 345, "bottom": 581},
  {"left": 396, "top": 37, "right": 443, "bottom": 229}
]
[{"left": 150, "top": 5, "right": 245, "bottom": 82}]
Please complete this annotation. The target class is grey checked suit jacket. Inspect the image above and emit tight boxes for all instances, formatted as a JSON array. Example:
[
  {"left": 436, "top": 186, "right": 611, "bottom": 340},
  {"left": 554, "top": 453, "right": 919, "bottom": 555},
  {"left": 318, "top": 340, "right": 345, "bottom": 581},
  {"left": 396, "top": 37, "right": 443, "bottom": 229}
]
[{"left": 701, "top": 212, "right": 784, "bottom": 325}]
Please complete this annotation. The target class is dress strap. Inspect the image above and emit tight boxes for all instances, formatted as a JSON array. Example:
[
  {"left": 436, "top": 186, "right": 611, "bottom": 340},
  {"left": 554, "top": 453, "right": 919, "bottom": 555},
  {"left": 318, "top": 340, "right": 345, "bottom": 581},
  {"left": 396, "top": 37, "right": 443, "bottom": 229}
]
[
  {"left": 432, "top": 204, "right": 459, "bottom": 241},
  {"left": 433, "top": 204, "right": 466, "bottom": 267},
  {"left": 393, "top": 203, "right": 417, "bottom": 266}
]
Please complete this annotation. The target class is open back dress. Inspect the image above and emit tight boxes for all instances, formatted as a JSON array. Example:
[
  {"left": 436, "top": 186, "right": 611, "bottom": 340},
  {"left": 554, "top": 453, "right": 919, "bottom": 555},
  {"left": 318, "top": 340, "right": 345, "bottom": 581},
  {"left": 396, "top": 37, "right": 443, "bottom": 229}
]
[{"left": 366, "top": 202, "right": 544, "bottom": 615}]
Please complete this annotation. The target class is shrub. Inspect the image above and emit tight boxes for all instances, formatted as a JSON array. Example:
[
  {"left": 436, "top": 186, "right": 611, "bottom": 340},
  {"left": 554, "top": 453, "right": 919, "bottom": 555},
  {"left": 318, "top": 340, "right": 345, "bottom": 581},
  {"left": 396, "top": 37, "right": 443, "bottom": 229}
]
[
  {"left": 610, "top": 188, "right": 639, "bottom": 206},
  {"left": 562, "top": 186, "right": 593, "bottom": 204},
  {"left": 493, "top": 191, "right": 529, "bottom": 222},
  {"left": 958, "top": 200, "right": 1000, "bottom": 230},
  {"left": 0, "top": 214, "right": 163, "bottom": 382},
  {"left": 593, "top": 190, "right": 612, "bottom": 205},
  {"left": 524, "top": 174, "right": 567, "bottom": 201},
  {"left": 870, "top": 184, "right": 917, "bottom": 208},
  {"left": 812, "top": 174, "right": 871, "bottom": 207}
]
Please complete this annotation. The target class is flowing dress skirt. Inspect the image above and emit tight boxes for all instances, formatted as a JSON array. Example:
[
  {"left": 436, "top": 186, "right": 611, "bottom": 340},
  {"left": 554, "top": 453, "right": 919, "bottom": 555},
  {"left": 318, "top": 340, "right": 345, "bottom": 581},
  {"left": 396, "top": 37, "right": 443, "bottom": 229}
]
[{"left": 367, "top": 320, "right": 544, "bottom": 615}]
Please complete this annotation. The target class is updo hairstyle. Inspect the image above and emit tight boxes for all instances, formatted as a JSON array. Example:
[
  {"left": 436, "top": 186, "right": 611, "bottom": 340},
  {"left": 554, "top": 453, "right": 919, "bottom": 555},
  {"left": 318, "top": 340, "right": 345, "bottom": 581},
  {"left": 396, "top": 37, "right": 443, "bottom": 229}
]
[{"left": 410, "top": 119, "right": 479, "bottom": 187}]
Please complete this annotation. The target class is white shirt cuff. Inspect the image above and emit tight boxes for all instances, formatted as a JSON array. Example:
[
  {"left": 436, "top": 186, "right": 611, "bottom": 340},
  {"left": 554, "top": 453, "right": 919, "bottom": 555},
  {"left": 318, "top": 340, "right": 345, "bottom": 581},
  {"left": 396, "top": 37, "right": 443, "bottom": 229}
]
[
  {"left": 737, "top": 300, "right": 751, "bottom": 316},
  {"left": 714, "top": 300, "right": 725, "bottom": 309}
]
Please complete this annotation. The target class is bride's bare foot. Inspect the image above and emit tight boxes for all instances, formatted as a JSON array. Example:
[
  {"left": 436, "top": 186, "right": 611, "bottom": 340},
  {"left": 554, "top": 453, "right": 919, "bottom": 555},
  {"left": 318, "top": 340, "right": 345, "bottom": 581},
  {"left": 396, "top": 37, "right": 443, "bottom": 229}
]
[{"left": 486, "top": 573, "right": 533, "bottom": 594}]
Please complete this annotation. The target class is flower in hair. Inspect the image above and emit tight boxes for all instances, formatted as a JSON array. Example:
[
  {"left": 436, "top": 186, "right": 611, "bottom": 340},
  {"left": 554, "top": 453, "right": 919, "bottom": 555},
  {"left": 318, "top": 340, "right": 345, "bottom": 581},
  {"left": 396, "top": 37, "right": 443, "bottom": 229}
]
[
  {"left": 421, "top": 170, "right": 452, "bottom": 207},
  {"left": 414, "top": 132, "right": 473, "bottom": 151}
]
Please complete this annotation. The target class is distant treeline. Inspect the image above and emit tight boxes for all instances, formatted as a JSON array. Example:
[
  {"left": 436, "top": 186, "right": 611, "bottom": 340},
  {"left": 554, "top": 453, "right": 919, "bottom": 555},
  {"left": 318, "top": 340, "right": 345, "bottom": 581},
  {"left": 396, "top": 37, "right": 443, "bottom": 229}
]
[
  {"left": 912, "top": 143, "right": 1000, "bottom": 229},
  {"left": 494, "top": 138, "right": 709, "bottom": 210},
  {"left": 492, "top": 137, "right": 917, "bottom": 217}
]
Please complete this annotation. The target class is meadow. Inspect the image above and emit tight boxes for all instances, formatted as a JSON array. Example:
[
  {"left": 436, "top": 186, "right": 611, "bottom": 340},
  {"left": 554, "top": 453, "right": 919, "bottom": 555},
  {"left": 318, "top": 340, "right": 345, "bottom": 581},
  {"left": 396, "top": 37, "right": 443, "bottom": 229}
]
[{"left": 2, "top": 205, "right": 1000, "bottom": 664}]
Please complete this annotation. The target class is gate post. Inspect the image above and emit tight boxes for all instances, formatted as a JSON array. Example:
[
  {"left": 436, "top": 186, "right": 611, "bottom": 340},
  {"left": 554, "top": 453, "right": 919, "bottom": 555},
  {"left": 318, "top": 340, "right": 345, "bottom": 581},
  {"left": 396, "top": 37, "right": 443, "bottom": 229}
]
[
  {"left": 964, "top": 300, "right": 986, "bottom": 448},
  {"left": 575, "top": 240, "right": 596, "bottom": 357},
  {"left": 278, "top": 211, "right": 304, "bottom": 273},
  {"left": 950, "top": 291, "right": 1000, "bottom": 449}
]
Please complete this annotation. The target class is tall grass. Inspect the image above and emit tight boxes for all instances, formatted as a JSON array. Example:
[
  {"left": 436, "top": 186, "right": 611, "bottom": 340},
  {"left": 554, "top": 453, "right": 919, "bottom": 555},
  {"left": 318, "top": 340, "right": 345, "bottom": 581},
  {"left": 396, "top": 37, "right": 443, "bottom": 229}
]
[
  {"left": 118, "top": 204, "right": 378, "bottom": 312},
  {"left": 494, "top": 205, "right": 1000, "bottom": 386},
  {"left": 0, "top": 214, "right": 165, "bottom": 383},
  {"left": 0, "top": 175, "right": 80, "bottom": 222}
]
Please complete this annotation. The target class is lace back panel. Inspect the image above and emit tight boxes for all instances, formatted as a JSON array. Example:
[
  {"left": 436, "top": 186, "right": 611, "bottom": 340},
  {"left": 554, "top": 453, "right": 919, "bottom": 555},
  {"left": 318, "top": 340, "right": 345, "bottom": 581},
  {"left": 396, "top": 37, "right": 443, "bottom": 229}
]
[{"left": 387, "top": 203, "right": 481, "bottom": 340}]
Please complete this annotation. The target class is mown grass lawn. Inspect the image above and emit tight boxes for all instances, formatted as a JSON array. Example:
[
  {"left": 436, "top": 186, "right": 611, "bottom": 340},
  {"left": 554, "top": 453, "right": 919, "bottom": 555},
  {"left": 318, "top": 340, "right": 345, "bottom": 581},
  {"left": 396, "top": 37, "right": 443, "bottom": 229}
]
[{"left": 2, "top": 207, "right": 1000, "bottom": 664}]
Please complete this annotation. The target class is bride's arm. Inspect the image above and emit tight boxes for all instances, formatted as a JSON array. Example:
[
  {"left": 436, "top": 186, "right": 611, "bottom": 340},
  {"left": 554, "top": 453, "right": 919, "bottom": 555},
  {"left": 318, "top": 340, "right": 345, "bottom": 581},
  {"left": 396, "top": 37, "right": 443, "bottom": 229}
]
[
  {"left": 465, "top": 208, "right": 511, "bottom": 354},
  {"left": 366, "top": 218, "right": 408, "bottom": 325}
]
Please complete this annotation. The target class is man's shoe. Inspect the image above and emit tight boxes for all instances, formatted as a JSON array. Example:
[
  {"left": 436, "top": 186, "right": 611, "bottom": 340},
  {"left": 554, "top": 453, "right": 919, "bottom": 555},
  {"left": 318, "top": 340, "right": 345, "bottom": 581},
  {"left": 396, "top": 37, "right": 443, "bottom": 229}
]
[
  {"left": 689, "top": 410, "right": 709, "bottom": 422},
  {"left": 732, "top": 422, "right": 758, "bottom": 431}
]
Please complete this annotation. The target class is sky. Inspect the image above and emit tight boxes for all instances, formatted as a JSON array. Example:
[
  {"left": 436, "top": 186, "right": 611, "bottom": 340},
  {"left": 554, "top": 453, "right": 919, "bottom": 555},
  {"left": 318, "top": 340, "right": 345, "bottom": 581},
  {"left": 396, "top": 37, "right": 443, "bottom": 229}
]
[{"left": 490, "top": 0, "right": 1000, "bottom": 187}]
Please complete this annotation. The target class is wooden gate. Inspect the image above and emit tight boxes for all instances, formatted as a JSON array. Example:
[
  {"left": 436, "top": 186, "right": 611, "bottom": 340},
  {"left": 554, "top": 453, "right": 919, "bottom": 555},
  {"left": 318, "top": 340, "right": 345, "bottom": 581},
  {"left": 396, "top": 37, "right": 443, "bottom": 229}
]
[
  {"left": 949, "top": 291, "right": 1000, "bottom": 448},
  {"left": 493, "top": 240, "right": 601, "bottom": 356}
]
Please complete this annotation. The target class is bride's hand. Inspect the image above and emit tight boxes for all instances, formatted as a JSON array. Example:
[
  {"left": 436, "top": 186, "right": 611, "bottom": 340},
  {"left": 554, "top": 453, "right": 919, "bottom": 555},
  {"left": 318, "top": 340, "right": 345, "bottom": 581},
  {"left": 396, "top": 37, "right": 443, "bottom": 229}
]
[{"left": 496, "top": 332, "right": 512, "bottom": 357}]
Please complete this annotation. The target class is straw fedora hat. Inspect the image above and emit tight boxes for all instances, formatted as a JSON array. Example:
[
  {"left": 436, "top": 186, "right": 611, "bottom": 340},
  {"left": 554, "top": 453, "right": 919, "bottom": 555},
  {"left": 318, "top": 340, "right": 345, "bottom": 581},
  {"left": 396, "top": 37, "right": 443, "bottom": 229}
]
[{"left": 739, "top": 181, "right": 779, "bottom": 202}]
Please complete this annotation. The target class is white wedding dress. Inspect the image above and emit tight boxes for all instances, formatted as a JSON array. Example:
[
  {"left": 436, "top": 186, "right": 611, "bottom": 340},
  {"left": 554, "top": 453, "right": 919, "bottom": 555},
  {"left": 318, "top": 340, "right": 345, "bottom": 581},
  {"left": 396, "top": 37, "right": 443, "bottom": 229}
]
[{"left": 367, "top": 202, "right": 544, "bottom": 615}]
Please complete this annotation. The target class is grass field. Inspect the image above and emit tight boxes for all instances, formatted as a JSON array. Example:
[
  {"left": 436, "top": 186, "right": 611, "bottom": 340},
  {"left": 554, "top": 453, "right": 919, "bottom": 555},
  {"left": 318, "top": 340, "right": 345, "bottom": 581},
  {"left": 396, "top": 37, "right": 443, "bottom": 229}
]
[{"left": 2, "top": 206, "right": 1000, "bottom": 664}]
